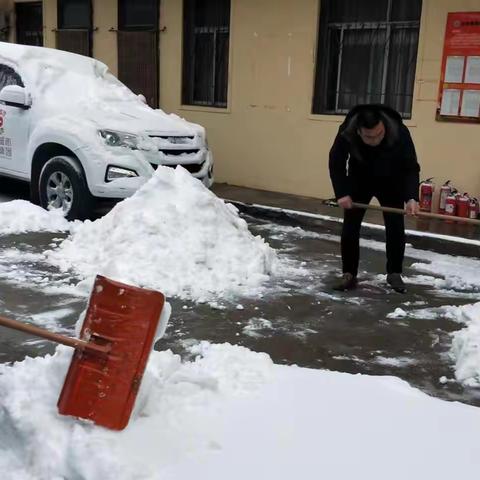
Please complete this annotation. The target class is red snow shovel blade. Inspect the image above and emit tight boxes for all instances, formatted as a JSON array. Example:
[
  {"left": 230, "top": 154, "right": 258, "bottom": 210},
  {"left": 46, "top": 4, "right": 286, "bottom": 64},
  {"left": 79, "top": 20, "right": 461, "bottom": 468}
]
[{"left": 57, "top": 275, "right": 165, "bottom": 430}]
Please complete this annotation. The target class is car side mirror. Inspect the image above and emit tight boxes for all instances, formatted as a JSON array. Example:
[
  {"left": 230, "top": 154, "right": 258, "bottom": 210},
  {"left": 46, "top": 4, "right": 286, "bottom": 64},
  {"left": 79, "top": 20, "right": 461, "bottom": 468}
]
[{"left": 0, "top": 85, "right": 31, "bottom": 110}]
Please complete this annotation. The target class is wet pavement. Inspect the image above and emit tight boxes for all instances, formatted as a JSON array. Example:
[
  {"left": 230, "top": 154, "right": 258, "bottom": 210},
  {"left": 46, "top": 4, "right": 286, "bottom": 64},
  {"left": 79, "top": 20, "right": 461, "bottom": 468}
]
[{"left": 0, "top": 207, "right": 479, "bottom": 408}]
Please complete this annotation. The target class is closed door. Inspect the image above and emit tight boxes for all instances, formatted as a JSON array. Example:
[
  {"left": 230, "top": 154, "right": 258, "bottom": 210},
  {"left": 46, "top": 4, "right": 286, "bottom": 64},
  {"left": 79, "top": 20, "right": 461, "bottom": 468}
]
[
  {"left": 117, "top": 0, "right": 159, "bottom": 108},
  {"left": 15, "top": 1, "right": 43, "bottom": 46}
]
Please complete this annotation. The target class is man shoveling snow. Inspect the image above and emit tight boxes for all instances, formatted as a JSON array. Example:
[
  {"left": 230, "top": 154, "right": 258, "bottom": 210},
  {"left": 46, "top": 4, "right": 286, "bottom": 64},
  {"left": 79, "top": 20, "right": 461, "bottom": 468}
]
[{"left": 329, "top": 104, "right": 420, "bottom": 294}]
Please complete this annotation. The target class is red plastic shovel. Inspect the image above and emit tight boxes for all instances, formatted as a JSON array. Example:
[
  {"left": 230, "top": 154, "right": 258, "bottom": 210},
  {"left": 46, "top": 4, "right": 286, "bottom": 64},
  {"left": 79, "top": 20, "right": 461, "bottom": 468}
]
[{"left": 0, "top": 275, "right": 166, "bottom": 430}]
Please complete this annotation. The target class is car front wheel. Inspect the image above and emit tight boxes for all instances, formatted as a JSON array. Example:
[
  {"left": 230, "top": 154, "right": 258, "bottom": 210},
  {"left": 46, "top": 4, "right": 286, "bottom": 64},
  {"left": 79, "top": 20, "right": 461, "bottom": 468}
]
[{"left": 39, "top": 156, "right": 94, "bottom": 221}]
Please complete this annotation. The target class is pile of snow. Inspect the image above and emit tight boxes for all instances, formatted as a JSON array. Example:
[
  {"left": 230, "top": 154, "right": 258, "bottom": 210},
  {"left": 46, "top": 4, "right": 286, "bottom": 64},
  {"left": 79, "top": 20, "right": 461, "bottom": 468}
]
[
  {"left": 387, "top": 305, "right": 468, "bottom": 321},
  {"left": 1, "top": 342, "right": 480, "bottom": 479},
  {"left": 410, "top": 253, "right": 480, "bottom": 292},
  {"left": 309, "top": 231, "right": 480, "bottom": 386},
  {"left": 0, "top": 200, "right": 70, "bottom": 234},
  {"left": 385, "top": 300, "right": 480, "bottom": 385},
  {"left": 47, "top": 167, "right": 276, "bottom": 301},
  {"left": 450, "top": 302, "right": 480, "bottom": 386}
]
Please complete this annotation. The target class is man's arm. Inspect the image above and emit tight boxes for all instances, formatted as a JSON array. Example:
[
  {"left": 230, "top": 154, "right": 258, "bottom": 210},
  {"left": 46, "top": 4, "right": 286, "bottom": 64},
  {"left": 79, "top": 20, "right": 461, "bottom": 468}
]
[
  {"left": 401, "top": 125, "right": 420, "bottom": 202},
  {"left": 329, "top": 131, "right": 351, "bottom": 201}
]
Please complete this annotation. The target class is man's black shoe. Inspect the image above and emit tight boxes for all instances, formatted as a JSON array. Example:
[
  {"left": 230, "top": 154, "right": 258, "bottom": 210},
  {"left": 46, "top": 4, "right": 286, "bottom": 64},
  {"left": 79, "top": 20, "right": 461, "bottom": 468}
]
[
  {"left": 387, "top": 273, "right": 406, "bottom": 293},
  {"left": 332, "top": 273, "right": 357, "bottom": 291}
]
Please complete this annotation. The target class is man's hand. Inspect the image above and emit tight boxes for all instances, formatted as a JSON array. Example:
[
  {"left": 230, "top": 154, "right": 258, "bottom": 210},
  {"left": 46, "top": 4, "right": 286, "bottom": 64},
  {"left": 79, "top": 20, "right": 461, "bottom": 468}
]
[
  {"left": 337, "top": 195, "right": 353, "bottom": 209},
  {"left": 405, "top": 199, "right": 419, "bottom": 216}
]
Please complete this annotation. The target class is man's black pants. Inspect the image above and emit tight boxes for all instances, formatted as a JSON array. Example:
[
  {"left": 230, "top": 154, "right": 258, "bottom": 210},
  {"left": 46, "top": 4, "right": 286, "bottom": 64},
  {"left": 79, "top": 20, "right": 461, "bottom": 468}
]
[{"left": 341, "top": 189, "right": 405, "bottom": 277}]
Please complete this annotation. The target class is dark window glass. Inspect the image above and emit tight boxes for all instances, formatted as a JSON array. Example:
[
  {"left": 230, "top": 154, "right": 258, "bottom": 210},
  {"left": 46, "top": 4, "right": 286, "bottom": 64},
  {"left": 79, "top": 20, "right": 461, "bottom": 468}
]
[
  {"left": 182, "top": 0, "right": 231, "bottom": 108},
  {"left": 58, "top": 0, "right": 91, "bottom": 29},
  {"left": 15, "top": 2, "right": 43, "bottom": 46},
  {"left": 312, "top": 0, "right": 422, "bottom": 118},
  {"left": 0, "top": 65, "right": 24, "bottom": 91},
  {"left": 119, "top": 0, "right": 158, "bottom": 30},
  {"left": 391, "top": 0, "right": 423, "bottom": 21},
  {"left": 328, "top": 0, "right": 388, "bottom": 23}
]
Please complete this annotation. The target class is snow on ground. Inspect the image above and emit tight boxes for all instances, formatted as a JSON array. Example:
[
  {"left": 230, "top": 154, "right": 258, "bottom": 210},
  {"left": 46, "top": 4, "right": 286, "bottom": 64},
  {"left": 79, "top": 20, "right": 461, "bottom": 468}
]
[
  {"left": 0, "top": 248, "right": 80, "bottom": 297},
  {"left": 372, "top": 355, "right": 417, "bottom": 367},
  {"left": 2, "top": 194, "right": 480, "bottom": 476},
  {"left": 0, "top": 200, "right": 70, "bottom": 234},
  {"left": 256, "top": 222, "right": 480, "bottom": 388},
  {"left": 26, "top": 307, "right": 77, "bottom": 332},
  {"left": 387, "top": 305, "right": 467, "bottom": 321},
  {"left": 38, "top": 166, "right": 278, "bottom": 302},
  {"left": 1, "top": 342, "right": 480, "bottom": 480},
  {"left": 307, "top": 232, "right": 480, "bottom": 291},
  {"left": 1, "top": 195, "right": 479, "bottom": 386},
  {"left": 242, "top": 317, "right": 274, "bottom": 337},
  {"left": 450, "top": 302, "right": 480, "bottom": 386},
  {"left": 258, "top": 224, "right": 480, "bottom": 386}
]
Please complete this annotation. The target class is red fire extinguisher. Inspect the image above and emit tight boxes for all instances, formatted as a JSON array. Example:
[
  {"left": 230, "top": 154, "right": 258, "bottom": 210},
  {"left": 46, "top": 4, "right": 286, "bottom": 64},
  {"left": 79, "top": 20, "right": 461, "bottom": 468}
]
[
  {"left": 445, "top": 191, "right": 457, "bottom": 216},
  {"left": 469, "top": 197, "right": 480, "bottom": 219},
  {"left": 456, "top": 193, "right": 470, "bottom": 218},
  {"left": 438, "top": 180, "right": 452, "bottom": 214},
  {"left": 419, "top": 178, "right": 434, "bottom": 212}
]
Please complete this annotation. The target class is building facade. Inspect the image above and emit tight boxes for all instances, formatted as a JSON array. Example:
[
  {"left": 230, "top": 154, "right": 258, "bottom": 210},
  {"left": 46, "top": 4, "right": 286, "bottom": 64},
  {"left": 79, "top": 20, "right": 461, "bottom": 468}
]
[{"left": 1, "top": 0, "right": 480, "bottom": 204}]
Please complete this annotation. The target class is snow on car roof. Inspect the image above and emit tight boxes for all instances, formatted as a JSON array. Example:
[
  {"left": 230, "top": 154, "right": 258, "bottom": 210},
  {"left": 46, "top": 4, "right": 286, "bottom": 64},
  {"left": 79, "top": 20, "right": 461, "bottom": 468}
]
[
  {"left": 0, "top": 42, "right": 204, "bottom": 140},
  {"left": 0, "top": 41, "right": 108, "bottom": 79},
  {"left": 0, "top": 41, "right": 140, "bottom": 108}
]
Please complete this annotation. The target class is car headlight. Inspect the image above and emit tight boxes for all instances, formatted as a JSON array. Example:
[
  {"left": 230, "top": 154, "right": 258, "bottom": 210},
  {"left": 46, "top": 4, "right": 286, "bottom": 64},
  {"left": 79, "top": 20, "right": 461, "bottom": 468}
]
[
  {"left": 105, "top": 165, "right": 138, "bottom": 182},
  {"left": 99, "top": 130, "right": 141, "bottom": 149}
]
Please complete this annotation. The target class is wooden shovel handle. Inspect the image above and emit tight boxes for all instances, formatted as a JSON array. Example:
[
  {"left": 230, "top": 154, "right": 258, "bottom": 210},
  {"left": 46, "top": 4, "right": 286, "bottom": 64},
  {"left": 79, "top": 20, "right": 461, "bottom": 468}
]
[
  {"left": 351, "top": 202, "right": 480, "bottom": 226},
  {"left": 0, "top": 315, "right": 109, "bottom": 355}
]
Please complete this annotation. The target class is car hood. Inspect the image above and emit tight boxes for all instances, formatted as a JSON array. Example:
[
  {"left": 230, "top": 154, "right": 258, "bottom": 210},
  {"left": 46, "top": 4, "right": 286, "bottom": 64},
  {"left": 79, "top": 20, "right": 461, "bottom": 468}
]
[{"left": 86, "top": 101, "right": 205, "bottom": 138}]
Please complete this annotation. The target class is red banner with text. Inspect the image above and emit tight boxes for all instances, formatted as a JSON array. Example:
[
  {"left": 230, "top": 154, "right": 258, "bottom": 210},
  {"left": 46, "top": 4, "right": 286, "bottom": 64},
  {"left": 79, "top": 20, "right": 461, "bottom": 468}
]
[{"left": 437, "top": 12, "right": 480, "bottom": 122}]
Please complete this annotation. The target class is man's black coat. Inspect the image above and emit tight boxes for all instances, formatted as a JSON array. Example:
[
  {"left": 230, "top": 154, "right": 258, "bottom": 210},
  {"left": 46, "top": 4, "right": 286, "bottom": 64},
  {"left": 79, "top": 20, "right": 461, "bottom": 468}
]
[{"left": 329, "top": 104, "right": 420, "bottom": 202}]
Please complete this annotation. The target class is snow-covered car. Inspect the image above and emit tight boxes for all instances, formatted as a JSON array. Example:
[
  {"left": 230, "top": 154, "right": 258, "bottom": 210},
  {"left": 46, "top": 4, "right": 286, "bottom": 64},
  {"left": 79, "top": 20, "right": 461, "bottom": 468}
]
[{"left": 0, "top": 42, "right": 214, "bottom": 219}]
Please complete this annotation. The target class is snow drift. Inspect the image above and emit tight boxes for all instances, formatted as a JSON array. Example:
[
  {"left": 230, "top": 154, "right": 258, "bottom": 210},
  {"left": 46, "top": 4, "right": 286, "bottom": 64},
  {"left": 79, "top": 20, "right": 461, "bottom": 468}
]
[{"left": 47, "top": 166, "right": 277, "bottom": 302}]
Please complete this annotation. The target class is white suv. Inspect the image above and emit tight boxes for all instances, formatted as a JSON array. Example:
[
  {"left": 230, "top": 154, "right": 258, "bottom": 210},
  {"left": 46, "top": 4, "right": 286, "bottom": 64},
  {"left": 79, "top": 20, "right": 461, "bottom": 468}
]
[{"left": 0, "top": 42, "right": 214, "bottom": 219}]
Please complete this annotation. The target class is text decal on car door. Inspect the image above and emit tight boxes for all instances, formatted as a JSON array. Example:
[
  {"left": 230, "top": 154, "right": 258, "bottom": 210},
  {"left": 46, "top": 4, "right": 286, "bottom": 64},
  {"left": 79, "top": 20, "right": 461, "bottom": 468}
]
[
  {"left": 0, "top": 109, "right": 5, "bottom": 134},
  {"left": 0, "top": 136, "right": 12, "bottom": 158}
]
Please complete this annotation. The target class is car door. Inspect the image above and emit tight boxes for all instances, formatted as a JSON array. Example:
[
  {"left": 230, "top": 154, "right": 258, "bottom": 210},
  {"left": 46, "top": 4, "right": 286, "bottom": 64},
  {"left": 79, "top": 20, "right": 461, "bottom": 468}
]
[{"left": 0, "top": 64, "right": 31, "bottom": 176}]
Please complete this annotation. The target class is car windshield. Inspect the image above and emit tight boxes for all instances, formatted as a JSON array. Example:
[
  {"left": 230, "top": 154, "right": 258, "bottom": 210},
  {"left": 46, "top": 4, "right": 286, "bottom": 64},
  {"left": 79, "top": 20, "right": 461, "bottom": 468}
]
[
  {"left": 26, "top": 59, "right": 145, "bottom": 112},
  {"left": 91, "top": 68, "right": 141, "bottom": 104}
]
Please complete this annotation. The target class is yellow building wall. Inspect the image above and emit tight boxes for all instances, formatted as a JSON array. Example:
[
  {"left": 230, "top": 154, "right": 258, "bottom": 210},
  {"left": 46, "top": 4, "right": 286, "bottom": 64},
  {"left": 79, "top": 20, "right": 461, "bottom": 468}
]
[
  {"left": 92, "top": 0, "right": 117, "bottom": 75},
  {"left": 8, "top": 0, "right": 480, "bottom": 201},
  {"left": 42, "top": 0, "right": 55, "bottom": 47},
  {"left": 41, "top": 0, "right": 118, "bottom": 74},
  {"left": 159, "top": 0, "right": 480, "bottom": 201}
]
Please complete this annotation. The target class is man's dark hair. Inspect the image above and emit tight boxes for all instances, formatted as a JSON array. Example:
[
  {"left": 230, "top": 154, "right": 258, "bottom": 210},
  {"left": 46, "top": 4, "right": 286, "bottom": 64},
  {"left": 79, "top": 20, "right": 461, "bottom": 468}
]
[{"left": 357, "top": 108, "right": 382, "bottom": 129}]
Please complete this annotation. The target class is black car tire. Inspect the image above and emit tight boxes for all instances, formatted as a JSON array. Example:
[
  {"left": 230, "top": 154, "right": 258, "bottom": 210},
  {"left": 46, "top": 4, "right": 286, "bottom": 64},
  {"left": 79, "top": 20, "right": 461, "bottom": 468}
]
[{"left": 39, "top": 155, "right": 94, "bottom": 221}]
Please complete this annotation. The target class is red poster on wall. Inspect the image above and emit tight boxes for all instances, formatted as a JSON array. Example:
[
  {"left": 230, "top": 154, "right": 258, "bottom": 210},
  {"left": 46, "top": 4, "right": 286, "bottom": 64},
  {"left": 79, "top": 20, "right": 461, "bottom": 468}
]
[{"left": 437, "top": 12, "right": 480, "bottom": 122}]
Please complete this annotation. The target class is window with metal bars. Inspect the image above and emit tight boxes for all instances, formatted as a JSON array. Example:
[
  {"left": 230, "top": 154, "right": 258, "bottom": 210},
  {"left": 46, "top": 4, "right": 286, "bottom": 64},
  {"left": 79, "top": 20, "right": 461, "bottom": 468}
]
[
  {"left": 117, "top": 0, "right": 159, "bottom": 107},
  {"left": 57, "top": 0, "right": 92, "bottom": 56},
  {"left": 312, "top": 0, "right": 422, "bottom": 118},
  {"left": 15, "top": 2, "right": 43, "bottom": 47},
  {"left": 58, "top": 0, "right": 91, "bottom": 29},
  {"left": 119, "top": 0, "right": 158, "bottom": 31},
  {"left": 182, "top": 0, "right": 231, "bottom": 108}
]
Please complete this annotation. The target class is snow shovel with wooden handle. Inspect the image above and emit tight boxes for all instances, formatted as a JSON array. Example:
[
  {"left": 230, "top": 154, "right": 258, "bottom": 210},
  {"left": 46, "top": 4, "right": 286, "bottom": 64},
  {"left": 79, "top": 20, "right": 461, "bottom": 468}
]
[
  {"left": 0, "top": 275, "right": 167, "bottom": 431},
  {"left": 321, "top": 199, "right": 480, "bottom": 226}
]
